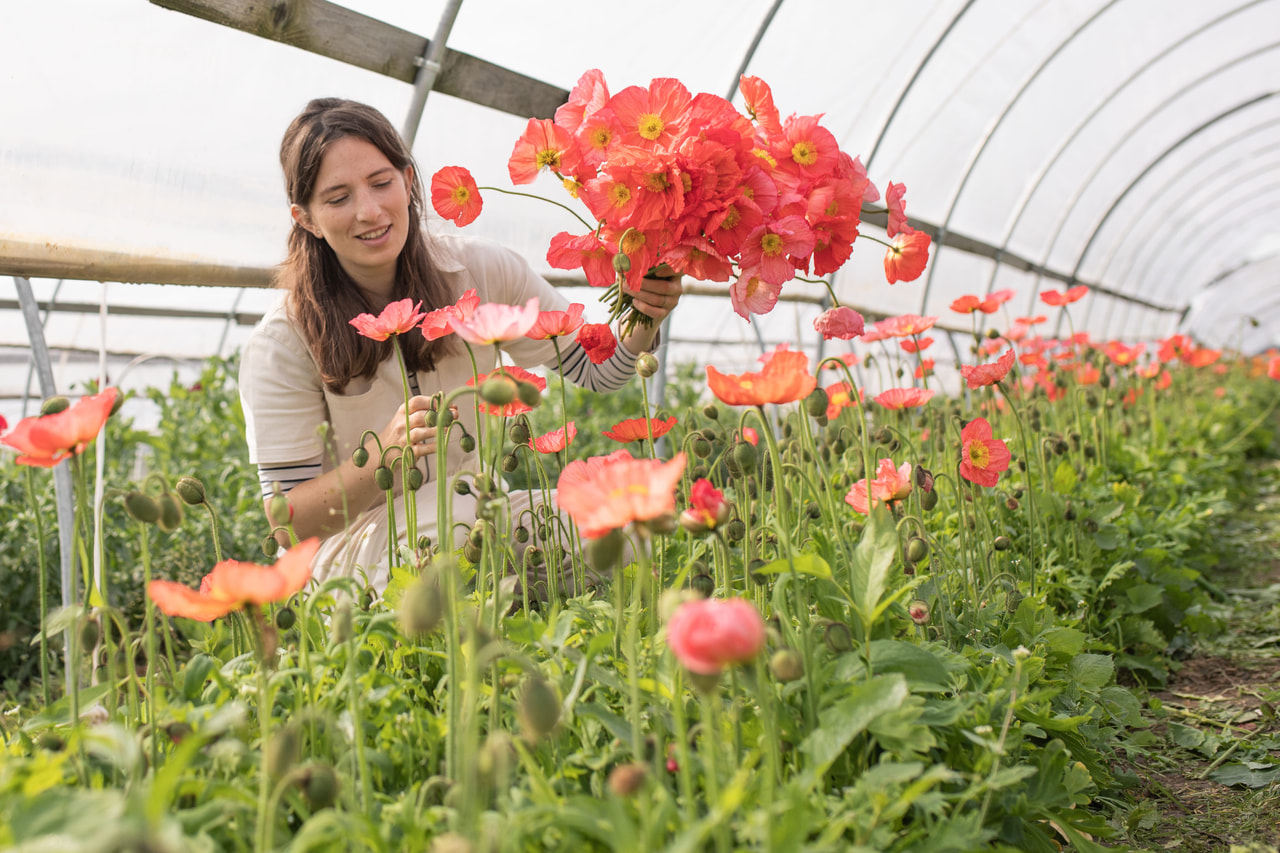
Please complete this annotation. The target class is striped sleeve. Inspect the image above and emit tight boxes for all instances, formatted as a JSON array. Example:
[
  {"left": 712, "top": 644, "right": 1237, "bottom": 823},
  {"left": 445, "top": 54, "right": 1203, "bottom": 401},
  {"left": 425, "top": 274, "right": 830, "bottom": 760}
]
[
  {"left": 555, "top": 333, "right": 657, "bottom": 392},
  {"left": 258, "top": 455, "right": 323, "bottom": 499}
]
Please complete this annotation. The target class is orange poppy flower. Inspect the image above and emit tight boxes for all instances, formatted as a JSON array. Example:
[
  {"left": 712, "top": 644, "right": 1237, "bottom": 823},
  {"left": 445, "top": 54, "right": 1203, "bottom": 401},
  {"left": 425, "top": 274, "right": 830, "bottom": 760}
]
[
  {"left": 526, "top": 303, "right": 585, "bottom": 340},
  {"left": 148, "top": 538, "right": 320, "bottom": 622},
  {"left": 874, "top": 387, "right": 935, "bottom": 409},
  {"left": 2, "top": 387, "right": 118, "bottom": 468},
  {"left": 883, "top": 226, "right": 931, "bottom": 284},
  {"left": 603, "top": 416, "right": 677, "bottom": 443},
  {"left": 900, "top": 336, "right": 934, "bottom": 353},
  {"left": 824, "top": 381, "right": 862, "bottom": 419},
  {"left": 556, "top": 450, "right": 687, "bottom": 539},
  {"left": 1040, "top": 285, "right": 1089, "bottom": 307},
  {"left": 706, "top": 350, "right": 817, "bottom": 406},
  {"left": 531, "top": 422, "right": 576, "bottom": 454}
]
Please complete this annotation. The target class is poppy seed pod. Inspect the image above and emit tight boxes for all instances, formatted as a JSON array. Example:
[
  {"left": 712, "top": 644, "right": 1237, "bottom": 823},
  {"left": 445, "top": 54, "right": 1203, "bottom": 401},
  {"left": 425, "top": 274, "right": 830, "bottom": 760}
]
[
  {"left": 174, "top": 476, "right": 206, "bottom": 506},
  {"left": 40, "top": 395, "right": 71, "bottom": 415},
  {"left": 516, "top": 381, "right": 543, "bottom": 409},
  {"left": 157, "top": 493, "right": 184, "bottom": 533},
  {"left": 636, "top": 353, "right": 660, "bottom": 378},
  {"left": 124, "top": 491, "right": 160, "bottom": 525}
]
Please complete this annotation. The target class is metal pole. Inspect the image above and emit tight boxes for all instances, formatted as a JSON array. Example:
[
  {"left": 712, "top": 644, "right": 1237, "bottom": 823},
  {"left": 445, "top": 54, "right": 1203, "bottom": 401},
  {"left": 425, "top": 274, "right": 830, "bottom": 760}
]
[
  {"left": 401, "top": 0, "right": 466, "bottom": 147},
  {"left": 13, "top": 275, "right": 77, "bottom": 697}
]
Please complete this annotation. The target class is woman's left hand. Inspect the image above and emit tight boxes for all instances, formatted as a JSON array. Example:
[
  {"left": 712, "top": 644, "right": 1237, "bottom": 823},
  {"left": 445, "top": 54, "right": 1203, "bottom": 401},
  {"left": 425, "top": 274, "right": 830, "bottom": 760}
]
[{"left": 629, "top": 268, "right": 684, "bottom": 323}]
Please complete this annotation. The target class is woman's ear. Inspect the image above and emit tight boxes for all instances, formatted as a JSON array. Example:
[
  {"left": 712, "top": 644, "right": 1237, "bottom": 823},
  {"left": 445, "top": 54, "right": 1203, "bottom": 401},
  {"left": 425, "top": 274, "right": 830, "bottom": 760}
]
[
  {"left": 403, "top": 164, "right": 415, "bottom": 190},
  {"left": 291, "top": 204, "right": 320, "bottom": 237}
]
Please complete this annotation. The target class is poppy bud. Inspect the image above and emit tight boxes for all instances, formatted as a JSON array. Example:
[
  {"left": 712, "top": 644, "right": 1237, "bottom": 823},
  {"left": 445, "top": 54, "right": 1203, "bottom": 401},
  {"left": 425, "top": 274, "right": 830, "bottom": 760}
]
[
  {"left": 920, "top": 490, "right": 939, "bottom": 511},
  {"left": 588, "top": 528, "right": 624, "bottom": 571},
  {"left": 480, "top": 375, "right": 517, "bottom": 407},
  {"left": 502, "top": 453, "right": 520, "bottom": 473},
  {"left": 509, "top": 422, "right": 531, "bottom": 445},
  {"left": 1005, "top": 590, "right": 1024, "bottom": 613},
  {"left": 275, "top": 607, "right": 297, "bottom": 631},
  {"left": 406, "top": 467, "right": 424, "bottom": 490},
  {"left": 702, "top": 404, "right": 719, "bottom": 420},
  {"left": 636, "top": 353, "right": 660, "bottom": 378},
  {"left": 516, "top": 382, "right": 542, "bottom": 409},
  {"left": 770, "top": 648, "right": 804, "bottom": 682},
  {"left": 873, "top": 427, "right": 893, "bottom": 445},
  {"left": 373, "top": 467, "right": 394, "bottom": 491},
  {"left": 519, "top": 676, "right": 561, "bottom": 737},
  {"left": 732, "top": 442, "right": 757, "bottom": 470},
  {"left": 612, "top": 251, "right": 632, "bottom": 274},
  {"left": 915, "top": 465, "right": 935, "bottom": 492},
  {"left": 456, "top": 433, "right": 474, "bottom": 454},
  {"left": 823, "top": 622, "right": 853, "bottom": 653},
  {"left": 78, "top": 615, "right": 99, "bottom": 651},
  {"left": 354, "top": 446, "right": 374, "bottom": 468},
  {"left": 1063, "top": 502, "right": 1076, "bottom": 521},
  {"left": 174, "top": 476, "right": 206, "bottom": 506},
  {"left": 41, "top": 395, "right": 71, "bottom": 415},
  {"left": 331, "top": 601, "right": 353, "bottom": 644},
  {"left": 906, "top": 537, "right": 929, "bottom": 563},
  {"left": 262, "top": 534, "right": 279, "bottom": 557},
  {"left": 724, "top": 518, "right": 746, "bottom": 543},
  {"left": 157, "top": 492, "right": 184, "bottom": 533},
  {"left": 463, "top": 540, "right": 483, "bottom": 563},
  {"left": 302, "top": 764, "right": 339, "bottom": 810},
  {"left": 124, "top": 491, "right": 160, "bottom": 524},
  {"left": 993, "top": 535, "right": 1011, "bottom": 551},
  {"left": 425, "top": 409, "right": 438, "bottom": 428},
  {"left": 1005, "top": 497, "right": 1020, "bottom": 511},
  {"left": 806, "top": 502, "right": 821, "bottom": 520},
  {"left": 608, "top": 763, "right": 648, "bottom": 797},
  {"left": 454, "top": 479, "right": 472, "bottom": 496},
  {"left": 907, "top": 600, "right": 931, "bottom": 625},
  {"left": 437, "top": 407, "right": 454, "bottom": 430},
  {"left": 804, "top": 388, "right": 829, "bottom": 418},
  {"left": 400, "top": 574, "right": 444, "bottom": 637},
  {"left": 515, "top": 525, "right": 529, "bottom": 544},
  {"left": 266, "top": 721, "right": 301, "bottom": 779},
  {"left": 986, "top": 328, "right": 1001, "bottom": 339},
  {"left": 691, "top": 436, "right": 712, "bottom": 459},
  {"left": 37, "top": 731, "right": 65, "bottom": 752},
  {"left": 690, "top": 573, "right": 715, "bottom": 599}
]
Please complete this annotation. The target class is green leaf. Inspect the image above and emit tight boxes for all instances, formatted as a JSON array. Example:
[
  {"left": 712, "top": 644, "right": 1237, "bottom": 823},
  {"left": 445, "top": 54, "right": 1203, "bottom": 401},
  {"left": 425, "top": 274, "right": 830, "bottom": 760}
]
[
  {"left": 754, "top": 552, "right": 831, "bottom": 578},
  {"left": 1125, "top": 582, "right": 1164, "bottom": 613},
  {"left": 1208, "top": 762, "right": 1280, "bottom": 788},
  {"left": 1068, "top": 653, "right": 1114, "bottom": 691},
  {"left": 1093, "top": 524, "right": 1123, "bottom": 551},
  {"left": 865, "top": 639, "right": 951, "bottom": 690},
  {"left": 1041, "top": 627, "right": 1086, "bottom": 657},
  {"left": 849, "top": 505, "right": 898, "bottom": 621},
  {"left": 798, "top": 673, "right": 908, "bottom": 788},
  {"left": 1052, "top": 459, "right": 1078, "bottom": 494}
]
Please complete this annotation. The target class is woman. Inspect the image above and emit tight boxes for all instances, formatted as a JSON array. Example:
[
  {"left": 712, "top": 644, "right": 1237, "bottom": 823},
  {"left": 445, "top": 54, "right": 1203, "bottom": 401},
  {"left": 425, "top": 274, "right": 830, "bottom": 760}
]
[{"left": 239, "top": 98, "right": 681, "bottom": 592}]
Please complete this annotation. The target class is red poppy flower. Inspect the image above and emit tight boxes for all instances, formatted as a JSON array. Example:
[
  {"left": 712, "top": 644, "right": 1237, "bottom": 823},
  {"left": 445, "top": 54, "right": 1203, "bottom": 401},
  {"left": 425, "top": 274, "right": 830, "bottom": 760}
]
[
  {"left": 466, "top": 366, "right": 547, "bottom": 417},
  {"left": 1268, "top": 356, "right": 1280, "bottom": 381},
  {"left": 576, "top": 323, "right": 618, "bottom": 364},
  {"left": 2, "top": 387, "right": 118, "bottom": 468},
  {"left": 666, "top": 597, "right": 765, "bottom": 675},
  {"left": 874, "top": 387, "right": 935, "bottom": 410},
  {"left": 349, "top": 298, "right": 426, "bottom": 341},
  {"left": 526, "top": 303, "right": 585, "bottom": 340},
  {"left": 680, "top": 478, "right": 732, "bottom": 533},
  {"left": 557, "top": 450, "right": 687, "bottom": 538},
  {"left": 1075, "top": 365, "right": 1101, "bottom": 386},
  {"left": 813, "top": 306, "right": 865, "bottom": 341},
  {"left": 1183, "top": 347, "right": 1221, "bottom": 368},
  {"left": 914, "top": 359, "right": 935, "bottom": 379},
  {"left": 148, "top": 538, "right": 320, "bottom": 622},
  {"left": 420, "top": 289, "right": 480, "bottom": 341},
  {"left": 1040, "top": 285, "right": 1089, "bottom": 307},
  {"left": 531, "top": 422, "right": 576, "bottom": 454},
  {"left": 706, "top": 350, "right": 817, "bottom": 407},
  {"left": 430, "top": 166, "right": 483, "bottom": 227},
  {"left": 603, "top": 416, "right": 677, "bottom": 443},
  {"left": 959, "top": 348, "right": 1016, "bottom": 388},
  {"left": 883, "top": 226, "right": 931, "bottom": 284},
  {"left": 959, "top": 418, "right": 1010, "bottom": 488}
]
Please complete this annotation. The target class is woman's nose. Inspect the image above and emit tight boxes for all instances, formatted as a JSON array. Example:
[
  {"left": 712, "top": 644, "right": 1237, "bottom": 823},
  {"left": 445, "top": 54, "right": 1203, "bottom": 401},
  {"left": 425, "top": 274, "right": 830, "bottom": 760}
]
[{"left": 355, "top": 189, "right": 380, "bottom": 221}]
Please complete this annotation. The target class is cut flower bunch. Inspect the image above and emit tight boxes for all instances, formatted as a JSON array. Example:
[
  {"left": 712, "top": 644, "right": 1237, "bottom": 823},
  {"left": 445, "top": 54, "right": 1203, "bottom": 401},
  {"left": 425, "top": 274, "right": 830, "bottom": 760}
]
[{"left": 431, "top": 70, "right": 931, "bottom": 335}]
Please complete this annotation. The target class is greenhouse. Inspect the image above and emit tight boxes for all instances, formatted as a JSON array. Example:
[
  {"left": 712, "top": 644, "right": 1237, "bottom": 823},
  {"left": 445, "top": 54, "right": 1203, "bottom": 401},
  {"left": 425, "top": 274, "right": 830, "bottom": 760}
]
[{"left": 3, "top": 0, "right": 1280, "bottom": 849}]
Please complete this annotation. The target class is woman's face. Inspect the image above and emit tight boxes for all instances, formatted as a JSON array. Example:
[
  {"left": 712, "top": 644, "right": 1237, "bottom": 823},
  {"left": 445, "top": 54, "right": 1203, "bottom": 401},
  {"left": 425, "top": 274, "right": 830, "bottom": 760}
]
[{"left": 293, "top": 135, "right": 413, "bottom": 297}]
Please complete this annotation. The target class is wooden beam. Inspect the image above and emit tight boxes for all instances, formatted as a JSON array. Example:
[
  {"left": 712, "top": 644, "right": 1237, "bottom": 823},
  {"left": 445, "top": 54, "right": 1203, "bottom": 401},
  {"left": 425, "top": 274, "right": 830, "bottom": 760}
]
[
  {"left": 0, "top": 238, "right": 273, "bottom": 288},
  {"left": 148, "top": 0, "right": 569, "bottom": 119}
]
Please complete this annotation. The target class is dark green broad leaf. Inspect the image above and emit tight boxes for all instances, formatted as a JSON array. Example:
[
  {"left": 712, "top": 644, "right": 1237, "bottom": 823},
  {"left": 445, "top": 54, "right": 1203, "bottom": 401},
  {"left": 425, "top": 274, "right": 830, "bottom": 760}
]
[
  {"left": 849, "top": 505, "right": 898, "bottom": 619},
  {"left": 799, "top": 673, "right": 908, "bottom": 788},
  {"left": 1068, "top": 653, "right": 1115, "bottom": 691},
  {"left": 1208, "top": 762, "right": 1280, "bottom": 788}
]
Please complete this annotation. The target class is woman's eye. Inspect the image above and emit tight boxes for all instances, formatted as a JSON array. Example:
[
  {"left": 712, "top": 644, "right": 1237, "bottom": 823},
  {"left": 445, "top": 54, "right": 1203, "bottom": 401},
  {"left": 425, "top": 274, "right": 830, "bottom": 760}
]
[
  {"left": 325, "top": 195, "right": 348, "bottom": 206},
  {"left": 373, "top": 181, "right": 392, "bottom": 189}
]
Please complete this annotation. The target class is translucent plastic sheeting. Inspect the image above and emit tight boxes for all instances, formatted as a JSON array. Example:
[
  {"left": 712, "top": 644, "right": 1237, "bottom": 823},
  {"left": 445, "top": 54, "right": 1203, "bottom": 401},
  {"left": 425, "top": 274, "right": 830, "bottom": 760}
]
[{"left": 4, "top": 0, "right": 1279, "bottom": 374}]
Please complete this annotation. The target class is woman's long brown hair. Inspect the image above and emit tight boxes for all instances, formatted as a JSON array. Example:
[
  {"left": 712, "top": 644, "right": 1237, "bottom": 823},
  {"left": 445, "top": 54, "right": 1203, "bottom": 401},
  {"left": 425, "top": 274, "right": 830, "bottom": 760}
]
[{"left": 278, "top": 98, "right": 455, "bottom": 392}]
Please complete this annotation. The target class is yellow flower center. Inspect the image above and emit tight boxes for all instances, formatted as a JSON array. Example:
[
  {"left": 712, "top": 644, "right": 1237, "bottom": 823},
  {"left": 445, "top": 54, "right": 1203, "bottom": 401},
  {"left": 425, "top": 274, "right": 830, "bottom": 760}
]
[
  {"left": 562, "top": 178, "right": 582, "bottom": 198},
  {"left": 645, "top": 172, "right": 669, "bottom": 192},
  {"left": 609, "top": 184, "right": 633, "bottom": 208},
  {"left": 968, "top": 441, "right": 990, "bottom": 468},
  {"left": 751, "top": 148, "right": 777, "bottom": 168},
  {"left": 608, "top": 483, "right": 652, "bottom": 501},
  {"left": 638, "top": 114, "right": 665, "bottom": 140},
  {"left": 589, "top": 127, "right": 613, "bottom": 149},
  {"left": 620, "top": 231, "right": 646, "bottom": 254},
  {"left": 535, "top": 149, "right": 561, "bottom": 170},
  {"left": 451, "top": 186, "right": 471, "bottom": 205},
  {"left": 791, "top": 140, "right": 818, "bottom": 166},
  {"left": 760, "top": 233, "right": 784, "bottom": 256},
  {"left": 721, "top": 206, "right": 741, "bottom": 229}
]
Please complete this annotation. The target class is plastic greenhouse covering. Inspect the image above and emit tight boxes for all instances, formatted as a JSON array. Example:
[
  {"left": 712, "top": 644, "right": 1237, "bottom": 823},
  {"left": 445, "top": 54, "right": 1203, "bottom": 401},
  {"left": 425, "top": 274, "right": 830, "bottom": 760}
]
[{"left": 4, "top": 0, "right": 1280, "bottom": 427}]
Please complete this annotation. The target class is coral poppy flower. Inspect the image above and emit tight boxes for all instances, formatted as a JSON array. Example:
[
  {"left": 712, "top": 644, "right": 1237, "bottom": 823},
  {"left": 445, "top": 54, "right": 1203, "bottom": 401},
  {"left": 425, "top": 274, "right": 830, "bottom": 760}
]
[
  {"left": 508, "top": 118, "right": 582, "bottom": 185},
  {"left": 576, "top": 323, "right": 618, "bottom": 364},
  {"left": 449, "top": 298, "right": 540, "bottom": 345},
  {"left": 1183, "top": 347, "right": 1221, "bottom": 368},
  {"left": 0, "top": 414, "right": 7, "bottom": 436},
  {"left": 608, "top": 78, "right": 692, "bottom": 150},
  {"left": 772, "top": 114, "right": 840, "bottom": 179},
  {"left": 959, "top": 418, "right": 1011, "bottom": 488},
  {"left": 1015, "top": 315, "right": 1048, "bottom": 326},
  {"left": 706, "top": 350, "right": 817, "bottom": 407},
  {"left": 915, "top": 359, "right": 935, "bottom": 379},
  {"left": 430, "top": 166, "right": 483, "bottom": 227},
  {"left": 148, "top": 538, "right": 320, "bottom": 622},
  {"left": 988, "top": 288, "right": 1017, "bottom": 305},
  {"left": 420, "top": 289, "right": 480, "bottom": 341},
  {"left": 1157, "top": 334, "right": 1192, "bottom": 363},
  {"left": 951, "top": 294, "right": 1001, "bottom": 314},
  {"left": 1104, "top": 341, "right": 1144, "bottom": 366},
  {"left": 900, "top": 337, "right": 933, "bottom": 354},
  {"left": 349, "top": 298, "right": 426, "bottom": 341},
  {"left": 813, "top": 306, "right": 865, "bottom": 340},
  {"left": 531, "top": 422, "right": 576, "bottom": 454},
  {"left": 845, "top": 457, "right": 914, "bottom": 514},
  {"left": 884, "top": 181, "right": 908, "bottom": 237},
  {"left": 875, "top": 314, "right": 938, "bottom": 338},
  {"left": 665, "top": 597, "right": 765, "bottom": 675},
  {"left": 555, "top": 68, "right": 611, "bottom": 134},
  {"left": 603, "top": 416, "right": 677, "bottom": 443},
  {"left": 466, "top": 366, "right": 547, "bottom": 417},
  {"left": 884, "top": 226, "right": 931, "bottom": 284},
  {"left": 1075, "top": 365, "right": 1101, "bottom": 386},
  {"left": 960, "top": 348, "right": 1016, "bottom": 389},
  {"left": 1040, "top": 285, "right": 1089, "bottom": 307},
  {"left": 680, "top": 478, "right": 732, "bottom": 533},
  {"left": 874, "top": 387, "right": 935, "bottom": 409},
  {"left": 1268, "top": 356, "right": 1280, "bottom": 381},
  {"left": 547, "top": 232, "right": 616, "bottom": 288},
  {"left": 740, "top": 216, "right": 816, "bottom": 286},
  {"left": 739, "top": 75, "right": 782, "bottom": 136},
  {"left": 526, "top": 303, "right": 585, "bottom": 340},
  {"left": 729, "top": 272, "right": 782, "bottom": 320},
  {"left": 824, "top": 381, "right": 862, "bottom": 419},
  {"left": 2, "top": 387, "right": 119, "bottom": 468},
  {"left": 557, "top": 450, "right": 686, "bottom": 539},
  {"left": 741, "top": 427, "right": 759, "bottom": 446}
]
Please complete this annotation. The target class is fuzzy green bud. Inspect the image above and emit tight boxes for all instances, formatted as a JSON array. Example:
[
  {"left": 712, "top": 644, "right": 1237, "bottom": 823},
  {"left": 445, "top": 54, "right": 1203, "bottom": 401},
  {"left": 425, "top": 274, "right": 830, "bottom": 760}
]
[
  {"left": 373, "top": 466, "right": 394, "bottom": 491},
  {"left": 611, "top": 251, "right": 632, "bottom": 274},
  {"left": 804, "top": 388, "right": 830, "bottom": 418},
  {"left": 993, "top": 535, "right": 1012, "bottom": 552},
  {"left": 635, "top": 352, "right": 660, "bottom": 378},
  {"left": 724, "top": 518, "right": 746, "bottom": 543},
  {"left": 691, "top": 436, "right": 712, "bottom": 459},
  {"left": 702, "top": 404, "right": 720, "bottom": 420},
  {"left": 406, "top": 467, "right": 424, "bottom": 491},
  {"left": 770, "top": 648, "right": 804, "bottom": 682},
  {"left": 78, "top": 615, "right": 99, "bottom": 651},
  {"left": 508, "top": 422, "right": 531, "bottom": 445},
  {"left": 453, "top": 479, "right": 472, "bottom": 496},
  {"left": 516, "top": 382, "right": 543, "bottom": 409},
  {"left": 519, "top": 676, "right": 561, "bottom": 737},
  {"left": 920, "top": 490, "right": 939, "bottom": 511},
  {"left": 174, "top": 476, "right": 206, "bottom": 506},
  {"left": 502, "top": 453, "right": 520, "bottom": 473},
  {"left": 589, "top": 528, "right": 626, "bottom": 571},
  {"left": 157, "top": 492, "right": 184, "bottom": 533},
  {"left": 275, "top": 607, "right": 297, "bottom": 631},
  {"left": 906, "top": 537, "right": 929, "bottom": 563},
  {"left": 41, "top": 395, "right": 71, "bottom": 416},
  {"left": 690, "top": 573, "right": 715, "bottom": 599},
  {"left": 303, "top": 764, "right": 339, "bottom": 810},
  {"left": 352, "top": 446, "right": 370, "bottom": 468},
  {"left": 480, "top": 375, "right": 517, "bottom": 407},
  {"left": 266, "top": 721, "right": 302, "bottom": 780},
  {"left": 124, "top": 491, "right": 160, "bottom": 524},
  {"left": 732, "top": 442, "right": 757, "bottom": 470},
  {"left": 400, "top": 575, "right": 444, "bottom": 637},
  {"left": 331, "top": 601, "right": 353, "bottom": 644},
  {"left": 823, "top": 622, "right": 854, "bottom": 654}
]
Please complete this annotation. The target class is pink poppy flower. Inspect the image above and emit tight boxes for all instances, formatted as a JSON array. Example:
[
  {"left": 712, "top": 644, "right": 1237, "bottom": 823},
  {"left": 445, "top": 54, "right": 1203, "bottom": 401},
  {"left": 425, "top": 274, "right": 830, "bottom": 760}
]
[
  {"left": 2, "top": 387, "right": 118, "bottom": 468},
  {"left": 813, "top": 306, "right": 865, "bottom": 340},
  {"left": 959, "top": 349, "right": 1016, "bottom": 388},
  {"left": 349, "top": 298, "right": 426, "bottom": 341},
  {"left": 420, "top": 289, "right": 480, "bottom": 341},
  {"left": 741, "top": 427, "right": 759, "bottom": 446},
  {"left": 149, "top": 538, "right": 320, "bottom": 622},
  {"left": 449, "top": 298, "right": 540, "bottom": 345},
  {"left": 557, "top": 450, "right": 687, "bottom": 539},
  {"left": 526, "top": 303, "right": 585, "bottom": 340},
  {"left": 729, "top": 272, "right": 782, "bottom": 320},
  {"left": 959, "top": 417, "right": 1010, "bottom": 488},
  {"left": 874, "top": 387, "right": 935, "bottom": 410},
  {"left": 665, "top": 597, "right": 765, "bottom": 675},
  {"left": 531, "top": 422, "right": 577, "bottom": 454},
  {"left": 1040, "top": 285, "right": 1089, "bottom": 307},
  {"left": 845, "top": 458, "right": 913, "bottom": 514},
  {"left": 884, "top": 181, "right": 908, "bottom": 237}
]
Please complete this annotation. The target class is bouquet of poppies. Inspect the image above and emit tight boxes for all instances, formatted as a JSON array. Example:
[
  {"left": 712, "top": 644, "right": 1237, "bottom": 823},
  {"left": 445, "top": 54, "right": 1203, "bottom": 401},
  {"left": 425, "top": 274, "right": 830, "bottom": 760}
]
[{"left": 431, "top": 70, "right": 931, "bottom": 336}]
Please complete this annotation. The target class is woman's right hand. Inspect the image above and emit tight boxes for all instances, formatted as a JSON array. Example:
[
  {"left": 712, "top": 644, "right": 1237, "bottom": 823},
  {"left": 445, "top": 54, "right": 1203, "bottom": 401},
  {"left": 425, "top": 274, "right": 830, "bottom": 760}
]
[{"left": 376, "top": 395, "right": 441, "bottom": 462}]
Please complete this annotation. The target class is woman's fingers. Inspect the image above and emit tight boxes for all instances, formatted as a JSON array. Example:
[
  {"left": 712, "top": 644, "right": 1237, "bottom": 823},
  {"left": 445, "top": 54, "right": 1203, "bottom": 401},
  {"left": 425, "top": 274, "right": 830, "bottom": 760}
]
[{"left": 633, "top": 275, "right": 684, "bottom": 319}]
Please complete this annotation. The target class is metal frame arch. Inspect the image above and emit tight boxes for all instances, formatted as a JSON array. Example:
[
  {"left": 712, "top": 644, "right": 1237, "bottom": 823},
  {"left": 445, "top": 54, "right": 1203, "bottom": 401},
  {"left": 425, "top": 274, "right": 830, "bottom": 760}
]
[
  {"left": 725, "top": 0, "right": 784, "bottom": 100},
  {"left": 914, "top": 0, "right": 1125, "bottom": 316},
  {"left": 1154, "top": 186, "right": 1280, "bottom": 304},
  {"left": 1181, "top": 263, "right": 1280, "bottom": 337},
  {"left": 970, "top": 0, "right": 1271, "bottom": 330}
]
